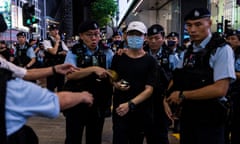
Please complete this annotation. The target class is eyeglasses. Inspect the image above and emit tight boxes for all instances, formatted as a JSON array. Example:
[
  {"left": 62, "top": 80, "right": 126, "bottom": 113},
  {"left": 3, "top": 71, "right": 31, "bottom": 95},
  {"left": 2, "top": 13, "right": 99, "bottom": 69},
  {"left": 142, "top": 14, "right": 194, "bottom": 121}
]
[{"left": 85, "top": 33, "right": 101, "bottom": 38}]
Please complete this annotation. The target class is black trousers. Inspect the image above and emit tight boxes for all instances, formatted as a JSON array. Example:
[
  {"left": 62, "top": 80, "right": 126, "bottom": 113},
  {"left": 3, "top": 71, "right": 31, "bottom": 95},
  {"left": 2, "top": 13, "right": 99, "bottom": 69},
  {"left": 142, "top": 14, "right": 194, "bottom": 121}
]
[
  {"left": 230, "top": 93, "right": 240, "bottom": 144},
  {"left": 180, "top": 121, "right": 225, "bottom": 144},
  {"left": 64, "top": 104, "right": 105, "bottom": 144},
  {"left": 46, "top": 73, "right": 65, "bottom": 92},
  {"left": 146, "top": 105, "right": 169, "bottom": 144},
  {"left": 112, "top": 112, "right": 144, "bottom": 144},
  {"left": 7, "top": 125, "right": 38, "bottom": 144}
]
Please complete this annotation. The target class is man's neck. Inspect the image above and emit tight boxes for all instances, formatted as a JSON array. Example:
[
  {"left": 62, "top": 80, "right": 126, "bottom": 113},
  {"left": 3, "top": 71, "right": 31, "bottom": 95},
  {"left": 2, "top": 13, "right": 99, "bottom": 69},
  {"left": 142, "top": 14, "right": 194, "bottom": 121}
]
[{"left": 126, "top": 48, "right": 145, "bottom": 58}]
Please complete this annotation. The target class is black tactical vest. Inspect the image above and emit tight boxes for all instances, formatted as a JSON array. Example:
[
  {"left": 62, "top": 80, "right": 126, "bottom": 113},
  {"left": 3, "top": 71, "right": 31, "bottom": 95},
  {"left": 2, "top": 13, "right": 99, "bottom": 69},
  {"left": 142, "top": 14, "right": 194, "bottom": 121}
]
[
  {"left": 171, "top": 33, "right": 228, "bottom": 126},
  {"left": 63, "top": 42, "right": 112, "bottom": 112},
  {"left": 13, "top": 43, "right": 31, "bottom": 67},
  {"left": 44, "top": 37, "right": 65, "bottom": 66}
]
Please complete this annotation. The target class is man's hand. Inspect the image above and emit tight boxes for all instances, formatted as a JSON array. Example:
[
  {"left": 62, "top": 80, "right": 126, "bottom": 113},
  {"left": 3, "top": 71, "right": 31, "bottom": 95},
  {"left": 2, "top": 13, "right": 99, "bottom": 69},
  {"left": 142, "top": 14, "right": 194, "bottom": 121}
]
[
  {"left": 116, "top": 102, "right": 129, "bottom": 117},
  {"left": 54, "top": 63, "right": 78, "bottom": 75},
  {"left": 166, "top": 91, "right": 182, "bottom": 105}
]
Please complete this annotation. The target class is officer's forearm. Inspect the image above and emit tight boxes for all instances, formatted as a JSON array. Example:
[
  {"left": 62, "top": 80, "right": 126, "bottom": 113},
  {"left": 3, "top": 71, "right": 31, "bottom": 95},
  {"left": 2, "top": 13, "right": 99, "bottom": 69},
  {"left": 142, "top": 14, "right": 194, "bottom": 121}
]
[
  {"left": 182, "top": 78, "right": 230, "bottom": 100},
  {"left": 66, "top": 67, "right": 96, "bottom": 80},
  {"left": 23, "top": 66, "right": 55, "bottom": 80}
]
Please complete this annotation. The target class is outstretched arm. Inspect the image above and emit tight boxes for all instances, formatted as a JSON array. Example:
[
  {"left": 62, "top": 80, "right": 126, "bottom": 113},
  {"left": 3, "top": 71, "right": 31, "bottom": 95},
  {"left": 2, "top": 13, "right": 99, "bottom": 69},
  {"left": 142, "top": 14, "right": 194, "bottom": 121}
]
[
  {"left": 57, "top": 91, "right": 94, "bottom": 110},
  {"left": 23, "top": 63, "right": 76, "bottom": 80}
]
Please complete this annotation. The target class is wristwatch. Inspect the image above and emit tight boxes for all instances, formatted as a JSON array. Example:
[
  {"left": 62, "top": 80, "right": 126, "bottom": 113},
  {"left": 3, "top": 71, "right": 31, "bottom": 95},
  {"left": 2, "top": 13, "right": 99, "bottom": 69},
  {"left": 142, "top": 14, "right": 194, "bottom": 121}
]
[
  {"left": 128, "top": 100, "right": 136, "bottom": 112},
  {"left": 179, "top": 91, "right": 185, "bottom": 101}
]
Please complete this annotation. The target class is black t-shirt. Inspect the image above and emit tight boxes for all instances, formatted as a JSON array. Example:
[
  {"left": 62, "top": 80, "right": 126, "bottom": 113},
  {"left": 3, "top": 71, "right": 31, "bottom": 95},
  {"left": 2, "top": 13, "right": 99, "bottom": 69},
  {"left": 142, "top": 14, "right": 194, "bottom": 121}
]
[{"left": 111, "top": 53, "right": 157, "bottom": 108}]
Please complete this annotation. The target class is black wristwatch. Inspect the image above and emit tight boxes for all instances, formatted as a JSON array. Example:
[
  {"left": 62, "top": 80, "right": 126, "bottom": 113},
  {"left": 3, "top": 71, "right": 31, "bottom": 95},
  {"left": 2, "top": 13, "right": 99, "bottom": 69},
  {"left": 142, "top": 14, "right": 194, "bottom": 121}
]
[
  {"left": 179, "top": 91, "right": 185, "bottom": 101},
  {"left": 128, "top": 101, "right": 136, "bottom": 112}
]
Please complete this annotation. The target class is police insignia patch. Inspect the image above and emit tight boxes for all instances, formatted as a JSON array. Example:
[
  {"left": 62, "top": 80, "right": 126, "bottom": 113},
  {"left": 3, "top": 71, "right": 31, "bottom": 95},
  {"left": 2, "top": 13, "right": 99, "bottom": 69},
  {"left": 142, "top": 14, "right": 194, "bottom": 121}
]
[
  {"left": 194, "top": 10, "right": 200, "bottom": 17},
  {"left": 94, "top": 23, "right": 98, "bottom": 29},
  {"left": 153, "top": 28, "right": 157, "bottom": 33}
]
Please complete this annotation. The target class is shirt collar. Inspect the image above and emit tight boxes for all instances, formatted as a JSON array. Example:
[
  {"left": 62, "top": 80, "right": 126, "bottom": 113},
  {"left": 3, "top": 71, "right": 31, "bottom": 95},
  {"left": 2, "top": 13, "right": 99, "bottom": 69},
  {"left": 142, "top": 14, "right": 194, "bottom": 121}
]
[
  {"left": 149, "top": 47, "right": 162, "bottom": 58},
  {"left": 192, "top": 33, "right": 212, "bottom": 52},
  {"left": 83, "top": 44, "right": 99, "bottom": 55}
]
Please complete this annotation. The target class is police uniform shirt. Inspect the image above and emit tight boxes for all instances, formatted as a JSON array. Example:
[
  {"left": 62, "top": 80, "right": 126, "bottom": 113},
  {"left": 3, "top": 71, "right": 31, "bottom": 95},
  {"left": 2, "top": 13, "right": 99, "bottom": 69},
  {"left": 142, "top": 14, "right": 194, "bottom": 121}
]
[
  {"left": 6, "top": 78, "right": 60, "bottom": 136},
  {"left": 64, "top": 45, "right": 114, "bottom": 69},
  {"left": 0, "top": 56, "right": 27, "bottom": 78},
  {"left": 148, "top": 46, "right": 163, "bottom": 59},
  {"left": 14, "top": 44, "right": 36, "bottom": 59},
  {"left": 169, "top": 47, "right": 182, "bottom": 70},
  {"left": 177, "top": 33, "right": 236, "bottom": 82},
  {"left": 235, "top": 55, "right": 240, "bottom": 72},
  {"left": 43, "top": 36, "right": 69, "bottom": 51}
]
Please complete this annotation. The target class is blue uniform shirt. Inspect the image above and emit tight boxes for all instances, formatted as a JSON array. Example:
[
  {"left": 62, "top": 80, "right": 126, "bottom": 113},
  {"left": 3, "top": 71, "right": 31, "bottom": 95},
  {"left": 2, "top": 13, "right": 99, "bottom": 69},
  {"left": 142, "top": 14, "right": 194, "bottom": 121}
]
[
  {"left": 6, "top": 78, "right": 60, "bottom": 136},
  {"left": 65, "top": 45, "right": 114, "bottom": 69}
]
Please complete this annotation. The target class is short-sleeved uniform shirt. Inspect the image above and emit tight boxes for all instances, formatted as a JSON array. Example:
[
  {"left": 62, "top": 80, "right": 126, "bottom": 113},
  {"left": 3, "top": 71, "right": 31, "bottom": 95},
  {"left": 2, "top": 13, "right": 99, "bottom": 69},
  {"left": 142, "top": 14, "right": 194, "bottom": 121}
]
[
  {"left": 43, "top": 36, "right": 69, "bottom": 52},
  {"left": 64, "top": 45, "right": 113, "bottom": 69},
  {"left": 6, "top": 78, "right": 60, "bottom": 136}
]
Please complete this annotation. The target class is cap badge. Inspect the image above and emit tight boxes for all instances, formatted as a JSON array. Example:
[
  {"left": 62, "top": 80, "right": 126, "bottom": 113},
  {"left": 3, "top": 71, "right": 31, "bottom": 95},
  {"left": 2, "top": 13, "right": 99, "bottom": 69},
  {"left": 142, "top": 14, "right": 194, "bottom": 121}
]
[
  {"left": 94, "top": 23, "right": 98, "bottom": 28},
  {"left": 194, "top": 10, "right": 200, "bottom": 17},
  {"left": 233, "top": 31, "right": 236, "bottom": 35},
  {"left": 153, "top": 28, "right": 157, "bottom": 33}
]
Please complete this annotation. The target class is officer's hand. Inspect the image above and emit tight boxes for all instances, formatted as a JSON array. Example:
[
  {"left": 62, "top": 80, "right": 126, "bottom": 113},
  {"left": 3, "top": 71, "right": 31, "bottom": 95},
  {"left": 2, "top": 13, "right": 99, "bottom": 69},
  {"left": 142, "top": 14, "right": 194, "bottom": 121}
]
[
  {"left": 116, "top": 48, "right": 128, "bottom": 55},
  {"left": 79, "top": 91, "right": 94, "bottom": 106},
  {"left": 93, "top": 66, "right": 109, "bottom": 78},
  {"left": 54, "top": 63, "right": 77, "bottom": 75},
  {"left": 55, "top": 34, "right": 61, "bottom": 42},
  {"left": 116, "top": 102, "right": 129, "bottom": 117},
  {"left": 166, "top": 91, "right": 182, "bottom": 105}
]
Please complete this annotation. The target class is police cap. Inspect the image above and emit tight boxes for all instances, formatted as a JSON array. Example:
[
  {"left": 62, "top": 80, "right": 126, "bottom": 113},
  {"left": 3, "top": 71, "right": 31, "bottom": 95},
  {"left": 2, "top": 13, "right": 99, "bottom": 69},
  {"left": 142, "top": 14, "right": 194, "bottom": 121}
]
[
  {"left": 225, "top": 29, "right": 240, "bottom": 38},
  {"left": 184, "top": 8, "right": 211, "bottom": 21},
  {"left": 167, "top": 32, "right": 179, "bottom": 38},
  {"left": 78, "top": 20, "right": 100, "bottom": 33},
  {"left": 112, "top": 30, "right": 122, "bottom": 37},
  {"left": 147, "top": 24, "right": 165, "bottom": 37},
  {"left": 16, "top": 31, "right": 26, "bottom": 37},
  {"left": 48, "top": 24, "right": 59, "bottom": 31}
]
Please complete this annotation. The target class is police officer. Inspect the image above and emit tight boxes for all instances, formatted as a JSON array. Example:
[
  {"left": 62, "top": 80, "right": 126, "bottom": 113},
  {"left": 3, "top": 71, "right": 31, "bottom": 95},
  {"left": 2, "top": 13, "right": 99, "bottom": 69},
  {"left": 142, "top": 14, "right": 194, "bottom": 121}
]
[
  {"left": 0, "top": 67, "right": 93, "bottom": 144},
  {"left": 43, "top": 24, "right": 69, "bottom": 92},
  {"left": 13, "top": 32, "right": 36, "bottom": 69},
  {"left": 110, "top": 30, "right": 123, "bottom": 53},
  {"left": 63, "top": 20, "right": 114, "bottom": 144},
  {"left": 144, "top": 24, "right": 171, "bottom": 144},
  {"left": 165, "top": 8, "right": 236, "bottom": 144},
  {"left": 166, "top": 32, "right": 183, "bottom": 71},
  {"left": 225, "top": 29, "right": 240, "bottom": 144}
]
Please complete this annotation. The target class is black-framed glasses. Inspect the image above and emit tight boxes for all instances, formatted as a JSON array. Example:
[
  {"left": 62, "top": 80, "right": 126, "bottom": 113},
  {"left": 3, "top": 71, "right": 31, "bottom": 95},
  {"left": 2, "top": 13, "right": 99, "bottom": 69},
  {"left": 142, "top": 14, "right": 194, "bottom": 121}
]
[{"left": 85, "top": 33, "right": 101, "bottom": 38}]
